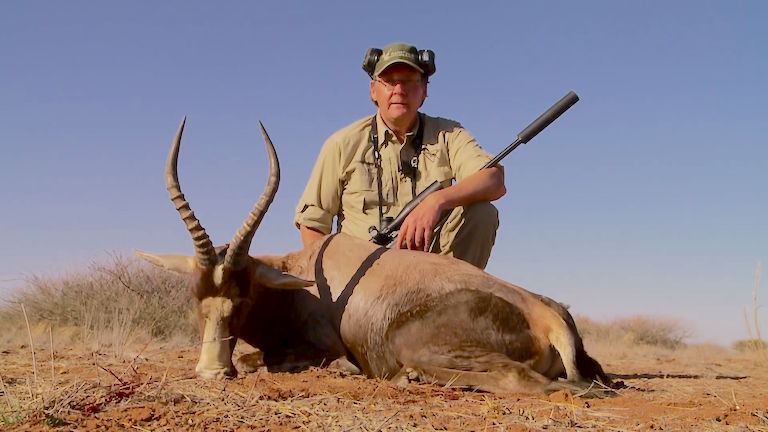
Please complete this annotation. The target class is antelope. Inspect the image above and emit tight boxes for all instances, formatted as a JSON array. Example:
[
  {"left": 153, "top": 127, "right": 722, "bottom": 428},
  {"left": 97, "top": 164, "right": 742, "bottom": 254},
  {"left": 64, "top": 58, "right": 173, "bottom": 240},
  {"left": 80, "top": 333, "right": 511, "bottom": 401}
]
[{"left": 133, "top": 118, "right": 613, "bottom": 396}]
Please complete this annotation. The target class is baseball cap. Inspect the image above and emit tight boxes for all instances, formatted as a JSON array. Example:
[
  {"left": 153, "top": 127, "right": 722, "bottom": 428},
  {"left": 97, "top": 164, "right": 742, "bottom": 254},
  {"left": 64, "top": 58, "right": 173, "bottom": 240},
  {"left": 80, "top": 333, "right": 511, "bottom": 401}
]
[{"left": 373, "top": 43, "right": 424, "bottom": 77}]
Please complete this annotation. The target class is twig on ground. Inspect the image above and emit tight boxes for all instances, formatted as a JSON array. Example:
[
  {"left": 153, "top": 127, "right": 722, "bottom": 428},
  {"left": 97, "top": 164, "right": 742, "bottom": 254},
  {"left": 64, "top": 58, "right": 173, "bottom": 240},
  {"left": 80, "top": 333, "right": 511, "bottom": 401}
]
[
  {"left": 703, "top": 383, "right": 732, "bottom": 408},
  {"left": 96, "top": 363, "right": 126, "bottom": 386},
  {"left": 574, "top": 381, "right": 597, "bottom": 398},
  {"left": 21, "top": 303, "right": 38, "bottom": 386},
  {"left": 136, "top": 370, "right": 155, "bottom": 395},
  {"left": 119, "top": 337, "right": 153, "bottom": 381},
  {"left": 26, "top": 377, "right": 33, "bottom": 400},
  {"left": 49, "top": 326, "right": 55, "bottom": 388},
  {"left": 92, "top": 352, "right": 101, "bottom": 386},
  {"left": 374, "top": 409, "right": 401, "bottom": 432},
  {"left": 246, "top": 371, "right": 261, "bottom": 404},
  {"left": 445, "top": 372, "right": 462, "bottom": 388},
  {"left": 154, "top": 365, "right": 170, "bottom": 396}
]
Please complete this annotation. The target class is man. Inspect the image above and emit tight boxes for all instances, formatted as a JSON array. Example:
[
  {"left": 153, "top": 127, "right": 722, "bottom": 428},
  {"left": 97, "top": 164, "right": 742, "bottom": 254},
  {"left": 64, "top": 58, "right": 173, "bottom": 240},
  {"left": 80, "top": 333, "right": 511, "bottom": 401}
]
[{"left": 294, "top": 42, "right": 505, "bottom": 269}]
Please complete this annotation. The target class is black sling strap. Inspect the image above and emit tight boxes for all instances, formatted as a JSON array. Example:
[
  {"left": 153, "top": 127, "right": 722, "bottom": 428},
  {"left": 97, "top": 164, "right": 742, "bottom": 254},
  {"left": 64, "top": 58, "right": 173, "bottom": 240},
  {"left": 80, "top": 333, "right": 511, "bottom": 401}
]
[
  {"left": 402, "top": 113, "right": 426, "bottom": 198},
  {"left": 369, "top": 119, "right": 388, "bottom": 230},
  {"left": 368, "top": 113, "right": 425, "bottom": 230}
]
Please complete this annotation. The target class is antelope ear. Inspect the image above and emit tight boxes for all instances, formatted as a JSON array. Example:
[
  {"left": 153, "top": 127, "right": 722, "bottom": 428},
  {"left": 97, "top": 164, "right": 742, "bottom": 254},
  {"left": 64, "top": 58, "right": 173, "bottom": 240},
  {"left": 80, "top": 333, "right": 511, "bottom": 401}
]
[
  {"left": 254, "top": 263, "right": 314, "bottom": 289},
  {"left": 133, "top": 249, "right": 197, "bottom": 274}
]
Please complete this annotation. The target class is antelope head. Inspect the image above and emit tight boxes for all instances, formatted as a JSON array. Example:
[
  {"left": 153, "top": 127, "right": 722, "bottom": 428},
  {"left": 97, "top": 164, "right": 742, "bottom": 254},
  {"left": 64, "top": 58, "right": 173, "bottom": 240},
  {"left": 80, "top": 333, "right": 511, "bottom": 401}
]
[{"left": 133, "top": 118, "right": 313, "bottom": 379}]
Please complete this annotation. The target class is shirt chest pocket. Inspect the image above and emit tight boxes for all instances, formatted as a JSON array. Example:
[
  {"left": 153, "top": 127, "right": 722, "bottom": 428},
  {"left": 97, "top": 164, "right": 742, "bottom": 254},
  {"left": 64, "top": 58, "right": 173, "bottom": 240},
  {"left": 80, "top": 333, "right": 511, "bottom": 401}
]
[
  {"left": 421, "top": 145, "right": 453, "bottom": 188},
  {"left": 345, "top": 161, "right": 392, "bottom": 214},
  {"left": 346, "top": 161, "right": 378, "bottom": 191}
]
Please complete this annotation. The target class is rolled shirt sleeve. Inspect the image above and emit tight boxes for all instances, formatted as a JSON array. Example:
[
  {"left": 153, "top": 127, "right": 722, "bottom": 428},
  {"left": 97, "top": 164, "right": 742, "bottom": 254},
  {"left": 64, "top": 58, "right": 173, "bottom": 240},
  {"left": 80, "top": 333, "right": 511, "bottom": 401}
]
[{"left": 294, "top": 137, "right": 343, "bottom": 235}]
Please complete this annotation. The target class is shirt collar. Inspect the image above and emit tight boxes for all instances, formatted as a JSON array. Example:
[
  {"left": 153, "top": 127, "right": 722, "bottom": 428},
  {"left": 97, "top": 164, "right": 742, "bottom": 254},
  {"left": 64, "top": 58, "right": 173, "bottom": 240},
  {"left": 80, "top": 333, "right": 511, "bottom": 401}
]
[{"left": 375, "top": 112, "right": 421, "bottom": 148}]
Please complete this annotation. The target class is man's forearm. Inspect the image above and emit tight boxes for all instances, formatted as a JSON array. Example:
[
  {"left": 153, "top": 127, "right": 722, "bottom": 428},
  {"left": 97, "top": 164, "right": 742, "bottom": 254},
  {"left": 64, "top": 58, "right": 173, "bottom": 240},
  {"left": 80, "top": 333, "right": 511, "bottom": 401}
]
[
  {"left": 428, "top": 167, "right": 506, "bottom": 211},
  {"left": 300, "top": 225, "right": 326, "bottom": 248}
]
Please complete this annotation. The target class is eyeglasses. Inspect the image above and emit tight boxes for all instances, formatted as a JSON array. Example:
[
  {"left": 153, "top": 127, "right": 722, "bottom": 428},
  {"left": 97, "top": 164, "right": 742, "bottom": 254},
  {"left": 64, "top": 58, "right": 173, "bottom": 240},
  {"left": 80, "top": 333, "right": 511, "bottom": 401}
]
[{"left": 375, "top": 77, "right": 424, "bottom": 91}]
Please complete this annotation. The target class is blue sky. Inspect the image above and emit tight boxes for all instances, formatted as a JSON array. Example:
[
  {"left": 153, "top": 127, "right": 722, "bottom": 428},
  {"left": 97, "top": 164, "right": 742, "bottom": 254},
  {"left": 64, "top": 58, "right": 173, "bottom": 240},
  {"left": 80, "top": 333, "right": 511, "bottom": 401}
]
[{"left": 1, "top": 1, "right": 765, "bottom": 345}]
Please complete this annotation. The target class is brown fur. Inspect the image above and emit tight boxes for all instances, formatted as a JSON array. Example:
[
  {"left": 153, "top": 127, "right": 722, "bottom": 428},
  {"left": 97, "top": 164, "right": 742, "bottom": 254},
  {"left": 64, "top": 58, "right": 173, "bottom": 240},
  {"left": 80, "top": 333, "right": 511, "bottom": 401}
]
[{"left": 242, "top": 234, "right": 614, "bottom": 396}]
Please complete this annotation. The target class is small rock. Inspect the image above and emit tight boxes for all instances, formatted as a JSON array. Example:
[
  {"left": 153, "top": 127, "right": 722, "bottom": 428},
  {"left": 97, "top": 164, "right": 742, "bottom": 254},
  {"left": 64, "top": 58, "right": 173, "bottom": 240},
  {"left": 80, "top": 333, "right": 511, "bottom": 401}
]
[{"left": 127, "top": 407, "right": 153, "bottom": 423}]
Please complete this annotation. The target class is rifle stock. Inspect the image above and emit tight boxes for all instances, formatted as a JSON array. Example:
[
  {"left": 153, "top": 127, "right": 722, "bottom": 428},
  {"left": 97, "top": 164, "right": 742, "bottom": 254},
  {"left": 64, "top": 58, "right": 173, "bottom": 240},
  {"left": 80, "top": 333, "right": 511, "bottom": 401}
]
[{"left": 369, "top": 91, "right": 580, "bottom": 247}]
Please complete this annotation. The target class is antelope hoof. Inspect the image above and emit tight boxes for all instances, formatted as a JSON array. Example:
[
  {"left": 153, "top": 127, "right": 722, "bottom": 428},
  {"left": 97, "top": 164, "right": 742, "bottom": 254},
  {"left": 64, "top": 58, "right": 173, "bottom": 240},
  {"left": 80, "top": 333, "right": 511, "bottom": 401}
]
[{"left": 395, "top": 367, "right": 421, "bottom": 388}]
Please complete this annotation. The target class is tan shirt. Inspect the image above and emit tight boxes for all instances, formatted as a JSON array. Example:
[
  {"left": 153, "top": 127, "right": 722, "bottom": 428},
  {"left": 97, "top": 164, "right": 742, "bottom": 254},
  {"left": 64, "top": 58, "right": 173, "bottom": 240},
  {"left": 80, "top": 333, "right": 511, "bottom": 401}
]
[{"left": 295, "top": 112, "right": 501, "bottom": 239}]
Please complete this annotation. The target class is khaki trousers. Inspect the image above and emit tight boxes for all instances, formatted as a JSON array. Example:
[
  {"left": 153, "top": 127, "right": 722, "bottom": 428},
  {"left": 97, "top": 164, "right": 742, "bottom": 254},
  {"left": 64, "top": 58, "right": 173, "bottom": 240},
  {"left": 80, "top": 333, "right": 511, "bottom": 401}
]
[{"left": 429, "top": 201, "right": 499, "bottom": 270}]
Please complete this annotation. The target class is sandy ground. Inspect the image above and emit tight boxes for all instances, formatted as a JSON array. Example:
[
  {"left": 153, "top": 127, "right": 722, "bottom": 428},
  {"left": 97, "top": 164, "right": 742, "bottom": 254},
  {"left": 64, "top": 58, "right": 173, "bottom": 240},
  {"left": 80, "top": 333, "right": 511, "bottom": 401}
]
[{"left": 1, "top": 338, "right": 767, "bottom": 431}]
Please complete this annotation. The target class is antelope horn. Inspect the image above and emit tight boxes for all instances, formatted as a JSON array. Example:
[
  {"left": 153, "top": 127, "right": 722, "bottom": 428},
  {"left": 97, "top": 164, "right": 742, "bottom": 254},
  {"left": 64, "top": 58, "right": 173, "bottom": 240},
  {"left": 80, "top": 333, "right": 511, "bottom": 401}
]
[
  {"left": 223, "top": 121, "right": 280, "bottom": 270},
  {"left": 166, "top": 117, "right": 217, "bottom": 268}
]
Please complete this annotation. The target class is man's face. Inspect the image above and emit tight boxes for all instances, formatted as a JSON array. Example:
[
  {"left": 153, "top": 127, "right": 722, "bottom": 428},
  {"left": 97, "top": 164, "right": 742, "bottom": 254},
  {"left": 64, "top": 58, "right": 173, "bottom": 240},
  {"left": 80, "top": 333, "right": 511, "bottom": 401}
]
[{"left": 370, "top": 63, "right": 427, "bottom": 127}]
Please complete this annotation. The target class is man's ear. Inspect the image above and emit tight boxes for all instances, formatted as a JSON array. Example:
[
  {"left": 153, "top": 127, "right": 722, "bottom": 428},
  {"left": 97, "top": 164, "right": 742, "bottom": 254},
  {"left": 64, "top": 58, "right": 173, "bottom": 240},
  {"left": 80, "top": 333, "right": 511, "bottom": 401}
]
[
  {"left": 132, "top": 249, "right": 196, "bottom": 274},
  {"left": 254, "top": 263, "right": 314, "bottom": 289},
  {"left": 370, "top": 79, "right": 378, "bottom": 104}
]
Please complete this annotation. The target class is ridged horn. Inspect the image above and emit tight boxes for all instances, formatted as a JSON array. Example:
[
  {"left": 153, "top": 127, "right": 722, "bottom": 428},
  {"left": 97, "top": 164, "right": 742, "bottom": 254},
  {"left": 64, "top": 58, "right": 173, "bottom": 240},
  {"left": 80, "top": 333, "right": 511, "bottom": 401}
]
[
  {"left": 166, "top": 117, "right": 217, "bottom": 268},
  {"left": 223, "top": 121, "right": 280, "bottom": 270}
]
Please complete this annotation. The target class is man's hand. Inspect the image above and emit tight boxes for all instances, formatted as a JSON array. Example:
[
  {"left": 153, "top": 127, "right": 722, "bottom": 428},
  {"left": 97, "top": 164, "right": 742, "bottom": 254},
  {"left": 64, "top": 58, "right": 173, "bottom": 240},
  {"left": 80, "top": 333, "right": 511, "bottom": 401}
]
[
  {"left": 395, "top": 194, "right": 445, "bottom": 252},
  {"left": 391, "top": 167, "right": 505, "bottom": 251}
]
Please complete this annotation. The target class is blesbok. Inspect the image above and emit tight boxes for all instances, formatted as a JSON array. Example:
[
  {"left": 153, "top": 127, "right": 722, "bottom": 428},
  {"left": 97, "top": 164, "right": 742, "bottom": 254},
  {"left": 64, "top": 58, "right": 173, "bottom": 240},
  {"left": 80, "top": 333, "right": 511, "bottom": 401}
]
[{"left": 133, "top": 118, "right": 613, "bottom": 395}]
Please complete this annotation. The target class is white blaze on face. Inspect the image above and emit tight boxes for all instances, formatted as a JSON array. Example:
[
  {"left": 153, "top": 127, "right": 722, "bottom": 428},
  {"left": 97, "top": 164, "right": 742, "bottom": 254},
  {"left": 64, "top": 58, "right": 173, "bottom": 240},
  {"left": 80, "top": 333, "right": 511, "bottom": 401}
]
[{"left": 196, "top": 296, "right": 236, "bottom": 379}]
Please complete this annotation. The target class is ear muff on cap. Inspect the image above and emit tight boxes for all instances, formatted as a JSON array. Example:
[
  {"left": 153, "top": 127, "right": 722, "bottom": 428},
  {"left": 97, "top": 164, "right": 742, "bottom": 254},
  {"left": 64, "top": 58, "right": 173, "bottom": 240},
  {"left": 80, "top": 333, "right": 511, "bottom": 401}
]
[
  {"left": 362, "top": 47, "right": 383, "bottom": 78},
  {"left": 362, "top": 45, "right": 436, "bottom": 78},
  {"left": 418, "top": 49, "right": 436, "bottom": 77}
]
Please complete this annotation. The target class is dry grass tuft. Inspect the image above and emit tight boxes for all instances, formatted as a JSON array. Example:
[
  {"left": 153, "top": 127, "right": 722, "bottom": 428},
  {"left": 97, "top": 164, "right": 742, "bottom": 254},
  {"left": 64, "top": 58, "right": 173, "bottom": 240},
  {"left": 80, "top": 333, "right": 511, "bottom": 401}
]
[
  {"left": 574, "top": 314, "right": 693, "bottom": 349},
  {"left": 742, "top": 262, "right": 767, "bottom": 362},
  {"left": 733, "top": 338, "right": 767, "bottom": 352},
  {"left": 0, "top": 252, "right": 197, "bottom": 358}
]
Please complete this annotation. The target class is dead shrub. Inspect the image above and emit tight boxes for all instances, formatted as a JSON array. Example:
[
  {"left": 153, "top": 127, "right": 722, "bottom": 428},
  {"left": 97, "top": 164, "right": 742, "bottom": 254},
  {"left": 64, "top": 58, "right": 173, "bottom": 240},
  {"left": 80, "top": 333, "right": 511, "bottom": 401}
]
[
  {"left": 574, "top": 314, "right": 692, "bottom": 349},
  {"left": 733, "top": 339, "right": 767, "bottom": 352},
  {"left": 0, "top": 252, "right": 197, "bottom": 355}
]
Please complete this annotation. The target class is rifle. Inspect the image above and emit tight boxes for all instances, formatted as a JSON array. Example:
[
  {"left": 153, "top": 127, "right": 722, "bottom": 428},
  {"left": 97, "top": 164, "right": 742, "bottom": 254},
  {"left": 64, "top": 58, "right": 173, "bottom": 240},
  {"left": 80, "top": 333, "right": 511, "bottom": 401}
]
[{"left": 368, "top": 90, "right": 580, "bottom": 247}]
